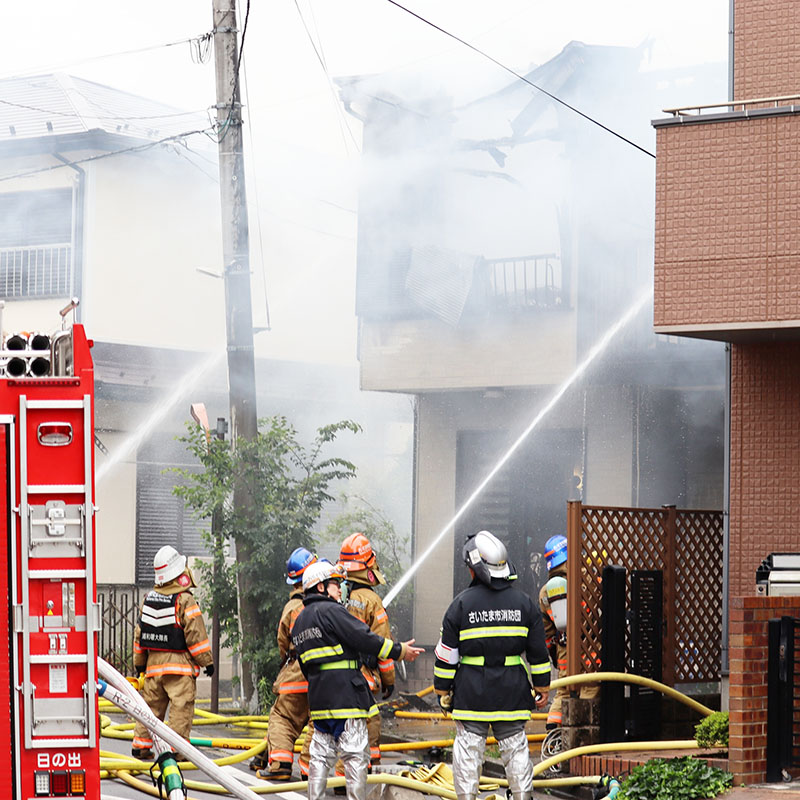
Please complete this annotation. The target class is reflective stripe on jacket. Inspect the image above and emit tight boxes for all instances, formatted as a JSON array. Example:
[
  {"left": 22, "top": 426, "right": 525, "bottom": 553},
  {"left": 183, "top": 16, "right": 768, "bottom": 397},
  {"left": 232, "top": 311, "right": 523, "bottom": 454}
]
[
  {"left": 433, "top": 578, "right": 550, "bottom": 722},
  {"left": 292, "top": 592, "right": 402, "bottom": 720}
]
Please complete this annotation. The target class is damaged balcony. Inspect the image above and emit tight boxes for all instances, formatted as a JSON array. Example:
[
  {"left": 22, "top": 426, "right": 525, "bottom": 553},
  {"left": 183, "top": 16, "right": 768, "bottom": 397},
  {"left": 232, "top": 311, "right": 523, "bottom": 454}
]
[
  {"left": 358, "top": 246, "right": 576, "bottom": 393},
  {"left": 653, "top": 95, "right": 800, "bottom": 342}
]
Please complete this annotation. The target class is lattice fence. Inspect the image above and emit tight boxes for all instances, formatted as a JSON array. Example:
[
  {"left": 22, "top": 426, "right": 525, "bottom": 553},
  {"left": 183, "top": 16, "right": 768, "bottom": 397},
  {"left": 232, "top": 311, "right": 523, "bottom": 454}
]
[
  {"left": 97, "top": 584, "right": 143, "bottom": 675},
  {"left": 566, "top": 502, "right": 723, "bottom": 685}
]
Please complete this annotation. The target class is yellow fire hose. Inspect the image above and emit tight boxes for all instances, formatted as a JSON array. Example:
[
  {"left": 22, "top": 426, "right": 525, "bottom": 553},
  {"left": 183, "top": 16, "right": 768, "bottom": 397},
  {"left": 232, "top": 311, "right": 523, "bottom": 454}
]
[
  {"left": 99, "top": 672, "right": 716, "bottom": 797},
  {"left": 550, "top": 672, "right": 715, "bottom": 717}
]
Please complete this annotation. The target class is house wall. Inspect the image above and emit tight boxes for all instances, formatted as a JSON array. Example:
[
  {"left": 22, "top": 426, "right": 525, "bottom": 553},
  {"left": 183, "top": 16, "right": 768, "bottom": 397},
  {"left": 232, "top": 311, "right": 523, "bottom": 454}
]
[
  {"left": 84, "top": 151, "right": 226, "bottom": 351},
  {"left": 729, "top": 342, "right": 800, "bottom": 598},
  {"left": 654, "top": 112, "right": 800, "bottom": 335},
  {"left": 95, "top": 431, "right": 137, "bottom": 584},
  {"left": 359, "top": 309, "right": 576, "bottom": 393},
  {"left": 734, "top": 0, "right": 800, "bottom": 99}
]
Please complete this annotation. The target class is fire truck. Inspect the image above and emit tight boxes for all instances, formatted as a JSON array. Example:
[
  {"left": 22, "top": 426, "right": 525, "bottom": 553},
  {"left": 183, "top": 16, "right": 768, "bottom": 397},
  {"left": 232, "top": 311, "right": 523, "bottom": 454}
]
[{"left": 0, "top": 303, "right": 100, "bottom": 799}]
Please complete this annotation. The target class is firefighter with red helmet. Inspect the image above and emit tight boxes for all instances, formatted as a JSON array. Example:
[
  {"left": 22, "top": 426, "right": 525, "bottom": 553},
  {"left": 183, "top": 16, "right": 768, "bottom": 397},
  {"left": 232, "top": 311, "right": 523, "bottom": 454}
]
[
  {"left": 294, "top": 559, "right": 423, "bottom": 800},
  {"left": 252, "top": 547, "right": 317, "bottom": 779},
  {"left": 132, "top": 545, "right": 213, "bottom": 758},
  {"left": 338, "top": 532, "right": 394, "bottom": 768},
  {"left": 538, "top": 534, "right": 599, "bottom": 730},
  {"left": 434, "top": 530, "right": 550, "bottom": 800}
]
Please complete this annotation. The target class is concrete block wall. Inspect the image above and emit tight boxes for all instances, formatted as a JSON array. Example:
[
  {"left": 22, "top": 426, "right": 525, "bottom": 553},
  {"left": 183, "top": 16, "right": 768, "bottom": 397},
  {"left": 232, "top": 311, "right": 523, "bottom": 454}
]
[{"left": 728, "top": 594, "right": 800, "bottom": 784}]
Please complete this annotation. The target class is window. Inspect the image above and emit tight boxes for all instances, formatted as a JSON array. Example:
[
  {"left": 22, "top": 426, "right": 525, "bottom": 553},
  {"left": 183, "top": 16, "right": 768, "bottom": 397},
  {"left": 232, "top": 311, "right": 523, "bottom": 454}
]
[{"left": 0, "top": 189, "right": 73, "bottom": 298}]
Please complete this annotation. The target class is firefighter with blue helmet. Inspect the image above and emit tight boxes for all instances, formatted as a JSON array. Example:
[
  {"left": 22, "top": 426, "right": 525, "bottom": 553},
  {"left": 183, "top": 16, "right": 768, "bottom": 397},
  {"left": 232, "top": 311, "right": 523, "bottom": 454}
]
[
  {"left": 434, "top": 530, "right": 550, "bottom": 800},
  {"left": 253, "top": 546, "right": 317, "bottom": 779},
  {"left": 538, "top": 534, "right": 599, "bottom": 730}
]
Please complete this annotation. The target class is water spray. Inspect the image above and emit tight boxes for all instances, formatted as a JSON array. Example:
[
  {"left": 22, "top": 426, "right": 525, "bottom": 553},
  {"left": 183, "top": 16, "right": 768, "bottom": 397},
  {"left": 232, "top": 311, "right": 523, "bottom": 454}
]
[
  {"left": 96, "top": 349, "right": 226, "bottom": 483},
  {"left": 383, "top": 286, "right": 654, "bottom": 608}
]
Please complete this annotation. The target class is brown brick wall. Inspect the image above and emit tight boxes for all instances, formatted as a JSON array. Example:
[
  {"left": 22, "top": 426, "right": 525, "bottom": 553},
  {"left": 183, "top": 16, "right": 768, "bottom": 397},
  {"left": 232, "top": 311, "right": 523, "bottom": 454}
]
[
  {"left": 654, "top": 113, "right": 800, "bottom": 329},
  {"left": 729, "top": 342, "right": 800, "bottom": 598},
  {"left": 734, "top": 0, "right": 800, "bottom": 100},
  {"left": 728, "top": 595, "right": 800, "bottom": 784}
]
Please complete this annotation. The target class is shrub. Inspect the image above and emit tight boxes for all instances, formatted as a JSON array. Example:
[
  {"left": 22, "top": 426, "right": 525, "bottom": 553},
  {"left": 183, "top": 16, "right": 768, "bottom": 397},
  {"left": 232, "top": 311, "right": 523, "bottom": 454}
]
[
  {"left": 695, "top": 711, "right": 729, "bottom": 748},
  {"left": 618, "top": 756, "right": 733, "bottom": 800}
]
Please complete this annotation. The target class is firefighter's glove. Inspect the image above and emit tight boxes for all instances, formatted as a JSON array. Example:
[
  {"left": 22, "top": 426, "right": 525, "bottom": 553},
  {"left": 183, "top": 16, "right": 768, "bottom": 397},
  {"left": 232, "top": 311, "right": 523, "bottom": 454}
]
[
  {"left": 204, "top": 664, "right": 215, "bottom": 677},
  {"left": 382, "top": 684, "right": 394, "bottom": 700},
  {"left": 438, "top": 691, "right": 453, "bottom": 715},
  {"left": 137, "top": 673, "right": 145, "bottom": 690}
]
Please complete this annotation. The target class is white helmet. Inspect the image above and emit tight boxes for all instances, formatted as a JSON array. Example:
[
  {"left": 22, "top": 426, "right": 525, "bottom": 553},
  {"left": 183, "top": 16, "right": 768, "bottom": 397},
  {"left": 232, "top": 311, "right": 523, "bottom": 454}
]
[
  {"left": 302, "top": 559, "right": 344, "bottom": 592},
  {"left": 154, "top": 545, "right": 187, "bottom": 586},
  {"left": 463, "top": 530, "right": 515, "bottom": 587}
]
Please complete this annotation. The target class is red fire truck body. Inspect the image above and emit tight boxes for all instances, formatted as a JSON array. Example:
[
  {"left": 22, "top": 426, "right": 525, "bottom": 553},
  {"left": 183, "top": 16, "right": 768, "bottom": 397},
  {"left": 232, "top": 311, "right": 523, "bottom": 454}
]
[{"left": 1, "top": 323, "right": 100, "bottom": 799}]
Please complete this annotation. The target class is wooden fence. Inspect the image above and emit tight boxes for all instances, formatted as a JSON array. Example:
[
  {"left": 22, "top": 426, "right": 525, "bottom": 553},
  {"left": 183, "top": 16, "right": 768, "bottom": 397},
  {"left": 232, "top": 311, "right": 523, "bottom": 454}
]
[{"left": 566, "top": 501, "right": 724, "bottom": 685}]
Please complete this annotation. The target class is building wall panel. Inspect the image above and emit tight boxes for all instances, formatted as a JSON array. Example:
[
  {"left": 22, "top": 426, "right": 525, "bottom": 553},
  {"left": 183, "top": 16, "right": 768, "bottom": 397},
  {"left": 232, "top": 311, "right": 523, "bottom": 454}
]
[{"left": 729, "top": 342, "right": 800, "bottom": 598}]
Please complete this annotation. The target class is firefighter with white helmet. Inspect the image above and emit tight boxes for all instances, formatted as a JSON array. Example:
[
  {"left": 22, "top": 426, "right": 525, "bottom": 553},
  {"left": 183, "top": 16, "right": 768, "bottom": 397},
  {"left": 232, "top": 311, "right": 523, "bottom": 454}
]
[
  {"left": 538, "top": 534, "right": 599, "bottom": 730},
  {"left": 252, "top": 546, "right": 317, "bottom": 778},
  {"left": 131, "top": 545, "right": 213, "bottom": 759},
  {"left": 433, "top": 530, "right": 550, "bottom": 800},
  {"left": 293, "top": 559, "right": 423, "bottom": 800},
  {"left": 337, "top": 532, "right": 394, "bottom": 769}
]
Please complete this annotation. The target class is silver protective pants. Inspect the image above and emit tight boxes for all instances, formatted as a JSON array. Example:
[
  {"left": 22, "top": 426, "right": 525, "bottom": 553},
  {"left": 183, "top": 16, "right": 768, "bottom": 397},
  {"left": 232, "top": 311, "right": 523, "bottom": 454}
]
[
  {"left": 453, "top": 720, "right": 532, "bottom": 800},
  {"left": 307, "top": 718, "right": 369, "bottom": 800}
]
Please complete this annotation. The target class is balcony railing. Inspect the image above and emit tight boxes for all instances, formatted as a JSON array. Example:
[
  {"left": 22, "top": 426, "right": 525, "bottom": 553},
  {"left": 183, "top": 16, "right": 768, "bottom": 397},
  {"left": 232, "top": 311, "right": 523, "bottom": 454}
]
[
  {"left": 663, "top": 93, "right": 800, "bottom": 119},
  {"left": 0, "top": 243, "right": 73, "bottom": 299},
  {"left": 481, "top": 253, "right": 564, "bottom": 309}
]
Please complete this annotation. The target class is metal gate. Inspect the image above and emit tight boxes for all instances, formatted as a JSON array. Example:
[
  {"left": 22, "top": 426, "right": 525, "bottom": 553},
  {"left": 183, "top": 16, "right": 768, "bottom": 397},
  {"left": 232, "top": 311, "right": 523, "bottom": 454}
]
[{"left": 767, "top": 616, "right": 800, "bottom": 781}]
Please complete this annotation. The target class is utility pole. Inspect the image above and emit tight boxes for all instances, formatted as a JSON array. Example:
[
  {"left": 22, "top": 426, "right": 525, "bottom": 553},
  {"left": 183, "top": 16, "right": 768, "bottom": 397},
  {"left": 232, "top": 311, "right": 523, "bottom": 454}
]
[{"left": 211, "top": 0, "right": 259, "bottom": 703}]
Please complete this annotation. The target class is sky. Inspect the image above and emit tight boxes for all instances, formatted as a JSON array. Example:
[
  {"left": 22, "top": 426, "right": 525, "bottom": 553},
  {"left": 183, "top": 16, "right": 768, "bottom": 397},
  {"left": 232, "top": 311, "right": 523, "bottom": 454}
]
[{"left": 1, "top": 0, "right": 730, "bottom": 364}]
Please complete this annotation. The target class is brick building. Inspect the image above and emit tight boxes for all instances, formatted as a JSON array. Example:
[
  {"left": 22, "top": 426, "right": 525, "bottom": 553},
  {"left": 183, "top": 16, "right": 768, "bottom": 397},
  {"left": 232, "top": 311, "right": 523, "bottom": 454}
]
[{"left": 653, "top": 0, "right": 800, "bottom": 784}]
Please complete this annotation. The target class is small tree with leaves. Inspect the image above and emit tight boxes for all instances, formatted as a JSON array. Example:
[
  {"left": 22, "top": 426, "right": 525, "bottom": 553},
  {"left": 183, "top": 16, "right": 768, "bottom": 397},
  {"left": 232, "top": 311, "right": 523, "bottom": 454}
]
[{"left": 174, "top": 415, "right": 361, "bottom": 705}]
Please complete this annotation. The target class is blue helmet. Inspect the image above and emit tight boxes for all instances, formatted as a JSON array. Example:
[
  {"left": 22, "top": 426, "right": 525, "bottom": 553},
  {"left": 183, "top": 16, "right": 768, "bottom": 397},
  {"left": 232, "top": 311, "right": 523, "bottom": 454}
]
[
  {"left": 286, "top": 547, "right": 317, "bottom": 585},
  {"left": 544, "top": 535, "right": 567, "bottom": 571}
]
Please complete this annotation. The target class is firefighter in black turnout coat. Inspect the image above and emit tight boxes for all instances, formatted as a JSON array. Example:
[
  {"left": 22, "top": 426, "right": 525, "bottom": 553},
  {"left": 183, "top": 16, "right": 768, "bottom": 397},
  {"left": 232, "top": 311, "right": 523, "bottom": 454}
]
[
  {"left": 434, "top": 531, "right": 550, "bottom": 800},
  {"left": 292, "top": 559, "right": 424, "bottom": 800}
]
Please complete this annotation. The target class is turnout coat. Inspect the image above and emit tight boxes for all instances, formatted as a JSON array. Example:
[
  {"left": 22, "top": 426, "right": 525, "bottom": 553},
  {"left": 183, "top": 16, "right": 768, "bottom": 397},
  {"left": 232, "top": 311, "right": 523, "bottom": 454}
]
[
  {"left": 292, "top": 592, "right": 404, "bottom": 721},
  {"left": 433, "top": 578, "right": 551, "bottom": 722}
]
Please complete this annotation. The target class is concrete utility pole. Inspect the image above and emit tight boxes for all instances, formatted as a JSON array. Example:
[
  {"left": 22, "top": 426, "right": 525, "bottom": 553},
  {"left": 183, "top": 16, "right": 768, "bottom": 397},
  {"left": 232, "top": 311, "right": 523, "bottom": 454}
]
[
  {"left": 211, "top": 0, "right": 259, "bottom": 703},
  {"left": 212, "top": 0, "right": 258, "bottom": 446}
]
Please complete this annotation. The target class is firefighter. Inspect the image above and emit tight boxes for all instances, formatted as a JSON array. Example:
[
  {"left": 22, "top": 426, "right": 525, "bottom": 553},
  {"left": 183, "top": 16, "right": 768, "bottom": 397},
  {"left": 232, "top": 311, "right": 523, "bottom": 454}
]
[
  {"left": 433, "top": 530, "right": 550, "bottom": 800},
  {"left": 132, "top": 545, "right": 213, "bottom": 759},
  {"left": 293, "top": 559, "right": 423, "bottom": 800},
  {"left": 252, "top": 546, "right": 317, "bottom": 778},
  {"left": 338, "top": 532, "right": 394, "bottom": 769},
  {"left": 538, "top": 534, "right": 600, "bottom": 730}
]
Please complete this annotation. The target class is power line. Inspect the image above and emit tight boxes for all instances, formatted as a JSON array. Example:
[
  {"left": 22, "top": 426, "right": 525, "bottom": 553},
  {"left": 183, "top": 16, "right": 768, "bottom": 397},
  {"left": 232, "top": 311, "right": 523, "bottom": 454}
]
[
  {"left": 0, "top": 127, "right": 215, "bottom": 183},
  {"left": 0, "top": 97, "right": 208, "bottom": 122},
  {"left": 0, "top": 35, "right": 208, "bottom": 81},
  {"left": 382, "top": 0, "right": 655, "bottom": 159}
]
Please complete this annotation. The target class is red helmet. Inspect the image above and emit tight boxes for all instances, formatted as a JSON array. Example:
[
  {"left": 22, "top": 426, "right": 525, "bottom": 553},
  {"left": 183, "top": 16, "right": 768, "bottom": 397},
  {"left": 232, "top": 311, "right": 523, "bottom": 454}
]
[{"left": 339, "top": 532, "right": 376, "bottom": 573}]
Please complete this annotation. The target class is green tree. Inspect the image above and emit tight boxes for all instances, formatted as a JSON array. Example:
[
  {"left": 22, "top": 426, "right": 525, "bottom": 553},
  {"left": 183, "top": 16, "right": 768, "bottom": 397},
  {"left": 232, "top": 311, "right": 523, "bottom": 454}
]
[
  {"left": 174, "top": 415, "right": 361, "bottom": 705},
  {"left": 320, "top": 495, "right": 413, "bottom": 639}
]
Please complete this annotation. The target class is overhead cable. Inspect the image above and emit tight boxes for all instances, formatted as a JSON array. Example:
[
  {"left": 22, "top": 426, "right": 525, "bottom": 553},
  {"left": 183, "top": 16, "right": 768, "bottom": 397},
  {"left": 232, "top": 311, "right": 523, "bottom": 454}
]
[{"left": 383, "top": 0, "right": 656, "bottom": 159}]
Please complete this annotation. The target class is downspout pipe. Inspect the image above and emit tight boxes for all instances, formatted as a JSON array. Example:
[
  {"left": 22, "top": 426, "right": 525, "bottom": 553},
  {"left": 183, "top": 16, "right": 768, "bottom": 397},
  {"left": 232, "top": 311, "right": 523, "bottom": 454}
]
[{"left": 52, "top": 153, "right": 85, "bottom": 322}]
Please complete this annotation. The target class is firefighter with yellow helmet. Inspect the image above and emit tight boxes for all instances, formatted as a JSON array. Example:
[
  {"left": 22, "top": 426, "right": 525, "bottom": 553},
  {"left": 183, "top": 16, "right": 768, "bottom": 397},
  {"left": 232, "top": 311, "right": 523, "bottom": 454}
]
[
  {"left": 337, "top": 532, "right": 395, "bottom": 768},
  {"left": 252, "top": 547, "right": 317, "bottom": 779},
  {"left": 132, "top": 545, "right": 213, "bottom": 758}
]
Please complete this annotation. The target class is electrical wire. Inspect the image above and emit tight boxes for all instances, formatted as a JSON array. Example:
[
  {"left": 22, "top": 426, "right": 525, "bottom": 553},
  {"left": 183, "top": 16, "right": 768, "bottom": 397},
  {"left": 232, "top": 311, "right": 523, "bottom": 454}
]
[
  {"left": 0, "top": 35, "right": 206, "bottom": 81},
  {"left": 291, "top": 0, "right": 360, "bottom": 155},
  {"left": 382, "top": 0, "right": 656, "bottom": 159},
  {"left": 0, "top": 127, "right": 216, "bottom": 183},
  {"left": 0, "top": 97, "right": 208, "bottom": 122}
]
